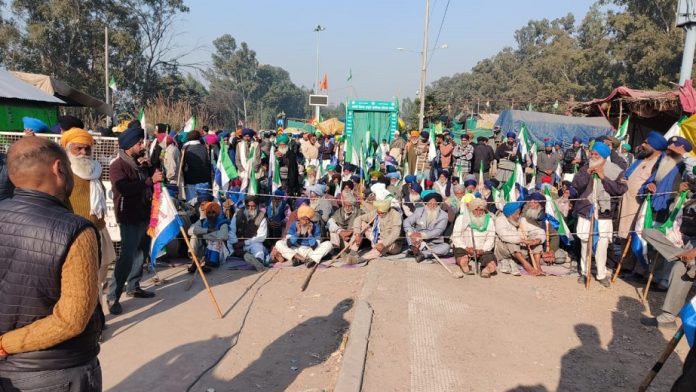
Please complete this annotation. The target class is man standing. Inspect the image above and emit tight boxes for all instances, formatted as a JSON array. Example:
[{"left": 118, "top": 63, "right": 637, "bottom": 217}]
[
  {"left": 181, "top": 130, "right": 211, "bottom": 202},
  {"left": 61, "top": 128, "right": 117, "bottom": 305},
  {"left": 473, "top": 136, "right": 495, "bottom": 180},
  {"left": 616, "top": 132, "right": 666, "bottom": 266},
  {"left": 275, "top": 205, "right": 333, "bottom": 267},
  {"left": 350, "top": 198, "right": 403, "bottom": 263},
  {"left": 537, "top": 140, "right": 559, "bottom": 184},
  {"left": 403, "top": 191, "right": 449, "bottom": 262},
  {"left": 452, "top": 134, "right": 474, "bottom": 177},
  {"left": 451, "top": 198, "right": 497, "bottom": 277},
  {"left": 236, "top": 128, "right": 260, "bottom": 192},
  {"left": 494, "top": 201, "right": 546, "bottom": 276},
  {"left": 405, "top": 130, "right": 420, "bottom": 175},
  {"left": 300, "top": 132, "right": 320, "bottom": 167},
  {"left": 0, "top": 137, "right": 102, "bottom": 390},
  {"left": 108, "top": 127, "right": 161, "bottom": 315},
  {"left": 275, "top": 134, "right": 301, "bottom": 197},
  {"left": 572, "top": 142, "right": 628, "bottom": 287},
  {"left": 563, "top": 137, "right": 587, "bottom": 175},
  {"left": 495, "top": 132, "right": 518, "bottom": 182}
]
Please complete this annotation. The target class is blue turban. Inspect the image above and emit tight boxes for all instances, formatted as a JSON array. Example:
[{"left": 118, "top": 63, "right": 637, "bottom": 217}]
[
  {"left": 669, "top": 136, "right": 693, "bottom": 152},
  {"left": 645, "top": 131, "right": 667, "bottom": 150},
  {"left": 351, "top": 175, "right": 361, "bottom": 183},
  {"left": 506, "top": 132, "right": 516, "bottom": 138},
  {"left": 405, "top": 175, "right": 417, "bottom": 184},
  {"left": 410, "top": 183, "right": 423, "bottom": 193},
  {"left": 219, "top": 131, "right": 230, "bottom": 139},
  {"left": 22, "top": 117, "right": 49, "bottom": 133},
  {"left": 308, "top": 184, "right": 326, "bottom": 196},
  {"left": 421, "top": 190, "right": 443, "bottom": 203},
  {"left": 555, "top": 141, "right": 562, "bottom": 147},
  {"left": 440, "top": 170, "right": 450, "bottom": 179},
  {"left": 484, "top": 180, "right": 497, "bottom": 190},
  {"left": 592, "top": 142, "right": 611, "bottom": 159},
  {"left": 572, "top": 137, "right": 582, "bottom": 144},
  {"left": 420, "top": 130, "right": 429, "bottom": 139},
  {"left": 242, "top": 128, "right": 255, "bottom": 137},
  {"left": 568, "top": 186, "right": 579, "bottom": 199},
  {"left": 118, "top": 127, "right": 144, "bottom": 150},
  {"left": 502, "top": 202, "right": 523, "bottom": 217},
  {"left": 545, "top": 141, "right": 554, "bottom": 148},
  {"left": 386, "top": 172, "right": 401, "bottom": 179},
  {"left": 464, "top": 179, "right": 477, "bottom": 187},
  {"left": 529, "top": 192, "right": 545, "bottom": 202}
]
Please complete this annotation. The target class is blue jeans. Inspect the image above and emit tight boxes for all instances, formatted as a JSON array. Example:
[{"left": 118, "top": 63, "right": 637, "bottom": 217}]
[
  {"left": 0, "top": 358, "right": 101, "bottom": 392},
  {"left": 108, "top": 222, "right": 148, "bottom": 301}
]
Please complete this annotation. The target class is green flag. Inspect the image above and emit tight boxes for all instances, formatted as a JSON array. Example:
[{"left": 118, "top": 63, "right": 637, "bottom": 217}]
[
  {"left": 108, "top": 76, "right": 117, "bottom": 91},
  {"left": 347, "top": 68, "right": 352, "bottom": 81},
  {"left": 615, "top": 117, "right": 629, "bottom": 140}
]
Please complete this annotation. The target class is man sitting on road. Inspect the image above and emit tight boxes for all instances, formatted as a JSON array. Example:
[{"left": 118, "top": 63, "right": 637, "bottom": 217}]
[
  {"left": 348, "top": 198, "right": 403, "bottom": 264},
  {"left": 451, "top": 198, "right": 497, "bottom": 277},
  {"left": 327, "top": 192, "right": 362, "bottom": 251},
  {"left": 494, "top": 201, "right": 546, "bottom": 276},
  {"left": 403, "top": 190, "right": 450, "bottom": 263},
  {"left": 188, "top": 201, "right": 231, "bottom": 273},
  {"left": 275, "top": 204, "right": 333, "bottom": 267},
  {"left": 228, "top": 196, "right": 267, "bottom": 271}
]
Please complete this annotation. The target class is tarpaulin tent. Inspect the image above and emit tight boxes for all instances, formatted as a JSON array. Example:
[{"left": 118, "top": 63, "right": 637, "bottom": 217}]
[
  {"left": 495, "top": 109, "right": 613, "bottom": 146},
  {"left": 286, "top": 120, "right": 315, "bottom": 133},
  {"left": 316, "top": 117, "right": 344, "bottom": 135}
]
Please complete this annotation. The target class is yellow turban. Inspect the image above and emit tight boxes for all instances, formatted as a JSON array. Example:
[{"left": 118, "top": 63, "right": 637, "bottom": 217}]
[
  {"left": 298, "top": 204, "right": 315, "bottom": 219},
  {"left": 462, "top": 193, "right": 476, "bottom": 204},
  {"left": 410, "top": 130, "right": 420, "bottom": 138},
  {"left": 373, "top": 199, "right": 390, "bottom": 213},
  {"left": 61, "top": 127, "right": 94, "bottom": 148}
]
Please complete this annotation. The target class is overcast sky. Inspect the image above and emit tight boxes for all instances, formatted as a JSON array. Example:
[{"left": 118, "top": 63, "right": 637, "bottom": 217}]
[{"left": 178, "top": 0, "right": 597, "bottom": 105}]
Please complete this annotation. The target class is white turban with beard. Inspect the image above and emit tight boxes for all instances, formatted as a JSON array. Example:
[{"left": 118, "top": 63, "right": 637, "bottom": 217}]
[{"left": 68, "top": 150, "right": 106, "bottom": 219}]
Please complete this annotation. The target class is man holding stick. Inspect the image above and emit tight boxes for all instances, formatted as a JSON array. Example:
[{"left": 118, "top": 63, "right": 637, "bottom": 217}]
[
  {"left": 494, "top": 201, "right": 546, "bottom": 276},
  {"left": 403, "top": 191, "right": 449, "bottom": 263},
  {"left": 349, "top": 198, "right": 403, "bottom": 263},
  {"left": 275, "top": 204, "right": 332, "bottom": 267},
  {"left": 451, "top": 198, "right": 497, "bottom": 277},
  {"left": 572, "top": 142, "right": 627, "bottom": 287}
]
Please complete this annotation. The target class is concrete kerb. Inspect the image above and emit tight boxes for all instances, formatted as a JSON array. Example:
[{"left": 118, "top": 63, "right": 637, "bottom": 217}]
[{"left": 334, "top": 262, "right": 380, "bottom": 392}]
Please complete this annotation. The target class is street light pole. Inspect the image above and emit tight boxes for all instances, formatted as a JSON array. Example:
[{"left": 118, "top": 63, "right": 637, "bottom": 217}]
[
  {"left": 314, "top": 25, "right": 325, "bottom": 122},
  {"left": 418, "top": 0, "right": 430, "bottom": 132}
]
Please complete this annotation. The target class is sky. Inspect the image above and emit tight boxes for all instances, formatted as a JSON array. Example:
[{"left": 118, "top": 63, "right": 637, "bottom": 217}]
[{"left": 178, "top": 0, "right": 598, "bottom": 106}]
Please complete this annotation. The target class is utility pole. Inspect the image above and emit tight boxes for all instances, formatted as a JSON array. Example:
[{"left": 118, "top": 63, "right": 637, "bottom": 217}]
[
  {"left": 677, "top": 0, "right": 696, "bottom": 85},
  {"left": 314, "top": 25, "right": 325, "bottom": 122},
  {"left": 104, "top": 26, "right": 110, "bottom": 126},
  {"left": 418, "top": 0, "right": 430, "bottom": 132}
]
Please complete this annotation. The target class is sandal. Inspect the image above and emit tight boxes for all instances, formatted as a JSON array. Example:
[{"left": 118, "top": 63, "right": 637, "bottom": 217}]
[{"left": 480, "top": 269, "right": 491, "bottom": 278}]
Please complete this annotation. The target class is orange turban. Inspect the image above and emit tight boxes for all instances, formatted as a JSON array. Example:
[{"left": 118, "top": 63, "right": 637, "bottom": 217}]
[
  {"left": 410, "top": 130, "right": 420, "bottom": 138},
  {"left": 297, "top": 204, "right": 315, "bottom": 219},
  {"left": 60, "top": 128, "right": 94, "bottom": 148},
  {"left": 201, "top": 201, "right": 221, "bottom": 216}
]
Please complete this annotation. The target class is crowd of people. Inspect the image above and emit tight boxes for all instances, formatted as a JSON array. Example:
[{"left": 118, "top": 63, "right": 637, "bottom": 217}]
[{"left": 1, "top": 115, "right": 696, "bottom": 390}]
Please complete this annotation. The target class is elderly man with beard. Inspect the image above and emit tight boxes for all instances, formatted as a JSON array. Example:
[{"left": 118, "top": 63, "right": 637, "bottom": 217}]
[
  {"left": 275, "top": 134, "right": 301, "bottom": 198},
  {"left": 495, "top": 132, "right": 518, "bottom": 183},
  {"left": 308, "top": 184, "right": 332, "bottom": 226},
  {"left": 107, "top": 127, "right": 162, "bottom": 315},
  {"left": 61, "top": 128, "right": 117, "bottom": 305},
  {"left": 433, "top": 170, "right": 451, "bottom": 198},
  {"left": 228, "top": 196, "right": 267, "bottom": 271},
  {"left": 300, "top": 132, "right": 320, "bottom": 168},
  {"left": 523, "top": 192, "right": 569, "bottom": 266},
  {"left": 452, "top": 198, "right": 497, "bottom": 277},
  {"left": 403, "top": 191, "right": 449, "bottom": 263},
  {"left": 188, "top": 201, "right": 232, "bottom": 273},
  {"left": 328, "top": 192, "right": 362, "bottom": 251},
  {"left": 495, "top": 201, "right": 546, "bottom": 276},
  {"left": 349, "top": 198, "right": 403, "bottom": 263},
  {"left": 275, "top": 204, "right": 332, "bottom": 267},
  {"left": 616, "top": 132, "right": 666, "bottom": 273},
  {"left": 265, "top": 189, "right": 290, "bottom": 248},
  {"left": 572, "top": 142, "right": 628, "bottom": 287}
]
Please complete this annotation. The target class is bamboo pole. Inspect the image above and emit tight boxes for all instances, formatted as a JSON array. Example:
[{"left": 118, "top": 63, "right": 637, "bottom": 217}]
[
  {"left": 611, "top": 236, "right": 633, "bottom": 284},
  {"left": 179, "top": 227, "right": 224, "bottom": 319}
]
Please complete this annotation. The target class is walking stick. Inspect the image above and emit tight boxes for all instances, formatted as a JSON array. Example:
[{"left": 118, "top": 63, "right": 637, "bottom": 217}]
[
  {"left": 520, "top": 221, "right": 542, "bottom": 275},
  {"left": 301, "top": 238, "right": 353, "bottom": 292},
  {"left": 179, "top": 227, "right": 224, "bottom": 319},
  {"left": 469, "top": 225, "right": 480, "bottom": 275},
  {"left": 637, "top": 326, "right": 685, "bottom": 392},
  {"left": 641, "top": 252, "right": 660, "bottom": 304},
  {"left": 585, "top": 176, "right": 599, "bottom": 290},
  {"left": 423, "top": 241, "right": 465, "bottom": 278},
  {"left": 611, "top": 236, "right": 633, "bottom": 284}
]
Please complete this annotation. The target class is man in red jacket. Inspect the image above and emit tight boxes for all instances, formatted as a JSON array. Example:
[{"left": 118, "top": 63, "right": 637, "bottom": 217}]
[{"left": 107, "top": 127, "right": 162, "bottom": 315}]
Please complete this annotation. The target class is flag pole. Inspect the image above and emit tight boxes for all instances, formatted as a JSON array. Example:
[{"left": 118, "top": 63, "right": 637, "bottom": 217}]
[
  {"left": 179, "top": 227, "right": 224, "bottom": 319},
  {"left": 611, "top": 236, "right": 633, "bottom": 284}
]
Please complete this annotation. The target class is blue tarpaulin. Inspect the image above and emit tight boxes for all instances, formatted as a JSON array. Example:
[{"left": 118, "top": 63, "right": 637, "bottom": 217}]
[{"left": 494, "top": 110, "right": 614, "bottom": 146}]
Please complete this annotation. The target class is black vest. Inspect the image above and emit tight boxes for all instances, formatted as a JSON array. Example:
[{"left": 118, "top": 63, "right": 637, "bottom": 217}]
[{"left": 0, "top": 189, "right": 102, "bottom": 371}]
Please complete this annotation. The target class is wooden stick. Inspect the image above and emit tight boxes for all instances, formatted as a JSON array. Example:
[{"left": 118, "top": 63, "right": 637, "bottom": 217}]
[
  {"left": 545, "top": 220, "right": 551, "bottom": 254},
  {"left": 423, "top": 242, "right": 464, "bottom": 278},
  {"left": 585, "top": 213, "right": 594, "bottom": 290},
  {"left": 611, "top": 236, "right": 633, "bottom": 284},
  {"left": 469, "top": 225, "right": 480, "bottom": 275},
  {"left": 301, "top": 239, "right": 353, "bottom": 292},
  {"left": 179, "top": 227, "right": 224, "bottom": 319},
  {"left": 641, "top": 253, "right": 660, "bottom": 304},
  {"left": 638, "top": 326, "right": 684, "bottom": 392}
]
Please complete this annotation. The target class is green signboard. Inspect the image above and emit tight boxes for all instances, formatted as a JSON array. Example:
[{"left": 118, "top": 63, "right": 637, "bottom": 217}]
[{"left": 344, "top": 99, "right": 399, "bottom": 162}]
